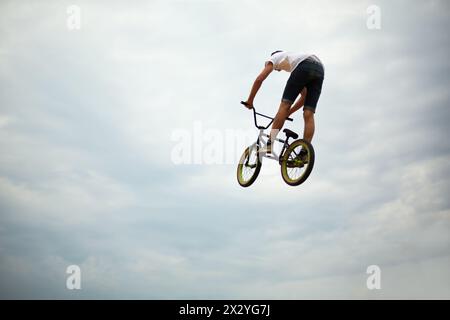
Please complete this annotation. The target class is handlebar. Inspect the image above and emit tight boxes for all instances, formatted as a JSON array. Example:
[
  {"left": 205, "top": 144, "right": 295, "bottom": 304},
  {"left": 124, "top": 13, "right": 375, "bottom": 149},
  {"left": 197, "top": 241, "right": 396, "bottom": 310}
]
[{"left": 240, "top": 101, "right": 293, "bottom": 129}]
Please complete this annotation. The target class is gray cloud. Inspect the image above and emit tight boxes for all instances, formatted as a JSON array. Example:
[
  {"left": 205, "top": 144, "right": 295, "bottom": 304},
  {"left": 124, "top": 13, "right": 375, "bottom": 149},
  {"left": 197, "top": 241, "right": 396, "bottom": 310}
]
[{"left": 0, "top": 0, "right": 449, "bottom": 299}]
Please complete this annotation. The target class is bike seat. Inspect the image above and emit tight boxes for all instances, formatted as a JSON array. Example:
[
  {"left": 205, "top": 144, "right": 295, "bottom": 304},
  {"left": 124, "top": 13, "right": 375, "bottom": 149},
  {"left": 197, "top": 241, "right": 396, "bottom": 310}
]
[{"left": 283, "top": 128, "right": 299, "bottom": 140}]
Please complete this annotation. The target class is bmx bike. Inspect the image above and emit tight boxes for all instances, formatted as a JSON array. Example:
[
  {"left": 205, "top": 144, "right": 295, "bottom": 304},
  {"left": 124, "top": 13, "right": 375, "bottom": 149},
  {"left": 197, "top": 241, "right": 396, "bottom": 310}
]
[{"left": 237, "top": 101, "right": 315, "bottom": 187}]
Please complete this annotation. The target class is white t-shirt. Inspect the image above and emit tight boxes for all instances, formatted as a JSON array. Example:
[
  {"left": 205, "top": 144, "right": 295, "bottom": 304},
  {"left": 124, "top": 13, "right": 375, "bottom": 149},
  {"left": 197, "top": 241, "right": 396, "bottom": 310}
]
[{"left": 266, "top": 51, "right": 312, "bottom": 72}]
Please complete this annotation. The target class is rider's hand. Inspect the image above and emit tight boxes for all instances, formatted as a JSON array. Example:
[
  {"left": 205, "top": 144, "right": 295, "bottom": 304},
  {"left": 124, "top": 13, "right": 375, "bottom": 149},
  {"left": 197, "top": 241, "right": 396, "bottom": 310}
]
[{"left": 243, "top": 100, "right": 254, "bottom": 109}]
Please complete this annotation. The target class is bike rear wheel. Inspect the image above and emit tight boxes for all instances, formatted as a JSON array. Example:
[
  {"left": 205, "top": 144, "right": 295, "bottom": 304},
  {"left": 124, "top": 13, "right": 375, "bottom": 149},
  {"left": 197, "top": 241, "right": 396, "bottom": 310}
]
[
  {"left": 280, "top": 139, "right": 315, "bottom": 186},
  {"left": 237, "top": 144, "right": 262, "bottom": 187}
]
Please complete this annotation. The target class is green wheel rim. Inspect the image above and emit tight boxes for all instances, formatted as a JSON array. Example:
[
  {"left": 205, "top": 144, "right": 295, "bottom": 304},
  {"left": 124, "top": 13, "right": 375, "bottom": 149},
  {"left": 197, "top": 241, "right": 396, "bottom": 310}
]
[
  {"left": 281, "top": 140, "right": 315, "bottom": 186},
  {"left": 237, "top": 145, "right": 261, "bottom": 187}
]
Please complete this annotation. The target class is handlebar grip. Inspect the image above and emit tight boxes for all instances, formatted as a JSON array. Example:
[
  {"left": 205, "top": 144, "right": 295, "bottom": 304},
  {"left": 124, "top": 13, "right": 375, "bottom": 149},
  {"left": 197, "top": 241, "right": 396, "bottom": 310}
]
[
  {"left": 240, "top": 101, "right": 251, "bottom": 107},
  {"left": 286, "top": 117, "right": 293, "bottom": 121}
]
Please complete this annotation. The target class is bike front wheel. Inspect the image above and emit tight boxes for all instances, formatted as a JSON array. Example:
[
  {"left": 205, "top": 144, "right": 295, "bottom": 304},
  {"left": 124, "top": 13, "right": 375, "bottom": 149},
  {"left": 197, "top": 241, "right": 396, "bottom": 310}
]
[
  {"left": 280, "top": 139, "right": 315, "bottom": 186},
  {"left": 237, "top": 144, "right": 262, "bottom": 187}
]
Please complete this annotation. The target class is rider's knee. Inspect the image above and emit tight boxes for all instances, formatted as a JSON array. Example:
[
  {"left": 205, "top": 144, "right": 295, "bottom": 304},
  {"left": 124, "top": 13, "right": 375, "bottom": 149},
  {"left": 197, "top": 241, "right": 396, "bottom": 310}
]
[
  {"left": 280, "top": 101, "right": 292, "bottom": 110},
  {"left": 303, "top": 109, "right": 314, "bottom": 121}
]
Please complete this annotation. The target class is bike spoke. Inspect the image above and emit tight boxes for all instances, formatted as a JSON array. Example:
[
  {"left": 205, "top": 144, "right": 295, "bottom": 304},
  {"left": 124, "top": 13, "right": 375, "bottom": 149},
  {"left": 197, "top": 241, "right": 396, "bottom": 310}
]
[
  {"left": 285, "top": 144, "right": 308, "bottom": 181},
  {"left": 240, "top": 148, "right": 259, "bottom": 182}
]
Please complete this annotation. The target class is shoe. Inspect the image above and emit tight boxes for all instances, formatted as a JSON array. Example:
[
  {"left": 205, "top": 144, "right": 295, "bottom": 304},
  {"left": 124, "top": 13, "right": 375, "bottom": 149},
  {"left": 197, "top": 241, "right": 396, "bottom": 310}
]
[
  {"left": 298, "top": 148, "right": 308, "bottom": 164},
  {"left": 287, "top": 148, "right": 308, "bottom": 168}
]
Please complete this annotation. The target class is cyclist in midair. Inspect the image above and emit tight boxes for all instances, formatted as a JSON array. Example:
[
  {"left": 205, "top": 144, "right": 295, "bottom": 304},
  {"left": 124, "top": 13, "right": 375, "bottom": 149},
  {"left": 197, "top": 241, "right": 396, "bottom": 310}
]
[{"left": 243, "top": 50, "right": 325, "bottom": 156}]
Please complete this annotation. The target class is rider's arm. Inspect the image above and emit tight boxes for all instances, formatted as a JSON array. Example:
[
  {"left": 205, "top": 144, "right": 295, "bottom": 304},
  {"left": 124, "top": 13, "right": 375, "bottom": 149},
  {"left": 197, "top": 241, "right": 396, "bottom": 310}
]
[
  {"left": 244, "top": 62, "right": 273, "bottom": 108},
  {"left": 288, "top": 87, "right": 307, "bottom": 116}
]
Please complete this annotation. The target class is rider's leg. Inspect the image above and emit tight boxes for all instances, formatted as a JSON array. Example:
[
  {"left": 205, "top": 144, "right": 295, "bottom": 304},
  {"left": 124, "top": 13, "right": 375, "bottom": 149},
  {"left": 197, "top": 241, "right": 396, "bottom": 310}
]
[
  {"left": 269, "top": 101, "right": 292, "bottom": 143},
  {"left": 303, "top": 109, "right": 315, "bottom": 142},
  {"left": 297, "top": 108, "right": 314, "bottom": 163}
]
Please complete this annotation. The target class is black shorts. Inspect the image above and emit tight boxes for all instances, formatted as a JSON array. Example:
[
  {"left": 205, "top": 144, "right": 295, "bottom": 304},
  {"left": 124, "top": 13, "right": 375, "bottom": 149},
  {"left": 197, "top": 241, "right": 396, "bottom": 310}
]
[{"left": 282, "top": 56, "right": 325, "bottom": 113}]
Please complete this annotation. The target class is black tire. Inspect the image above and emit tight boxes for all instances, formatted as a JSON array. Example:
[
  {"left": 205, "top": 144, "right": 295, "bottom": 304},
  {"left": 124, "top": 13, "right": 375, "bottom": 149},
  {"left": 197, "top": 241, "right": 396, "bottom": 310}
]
[
  {"left": 280, "top": 139, "right": 315, "bottom": 186},
  {"left": 237, "top": 144, "right": 262, "bottom": 187}
]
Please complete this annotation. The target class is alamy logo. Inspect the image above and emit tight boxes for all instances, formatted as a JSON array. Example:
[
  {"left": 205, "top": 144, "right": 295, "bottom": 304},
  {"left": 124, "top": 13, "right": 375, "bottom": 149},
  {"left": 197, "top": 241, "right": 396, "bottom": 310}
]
[
  {"left": 67, "top": 5, "right": 81, "bottom": 30},
  {"left": 366, "top": 265, "right": 381, "bottom": 290},
  {"left": 66, "top": 265, "right": 81, "bottom": 290},
  {"left": 170, "top": 122, "right": 254, "bottom": 165},
  {"left": 366, "top": 5, "right": 381, "bottom": 30}
]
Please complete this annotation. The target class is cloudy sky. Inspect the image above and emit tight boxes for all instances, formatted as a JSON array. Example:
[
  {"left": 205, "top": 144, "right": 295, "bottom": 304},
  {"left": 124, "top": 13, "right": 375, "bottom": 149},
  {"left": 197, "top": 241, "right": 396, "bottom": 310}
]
[{"left": 0, "top": 0, "right": 449, "bottom": 299}]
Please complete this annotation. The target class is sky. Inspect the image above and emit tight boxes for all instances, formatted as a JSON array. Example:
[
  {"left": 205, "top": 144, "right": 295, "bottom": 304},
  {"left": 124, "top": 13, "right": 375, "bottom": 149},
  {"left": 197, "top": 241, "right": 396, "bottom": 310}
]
[{"left": 0, "top": 0, "right": 449, "bottom": 299}]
